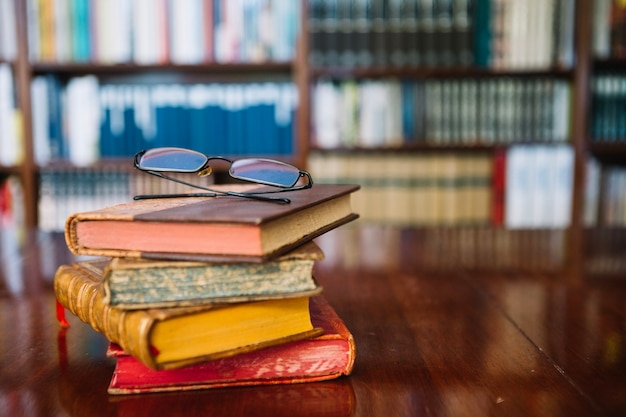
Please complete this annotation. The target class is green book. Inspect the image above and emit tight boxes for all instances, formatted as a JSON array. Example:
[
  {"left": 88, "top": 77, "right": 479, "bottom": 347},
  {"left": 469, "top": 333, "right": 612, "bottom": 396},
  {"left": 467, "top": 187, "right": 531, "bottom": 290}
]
[{"left": 82, "top": 241, "right": 325, "bottom": 309}]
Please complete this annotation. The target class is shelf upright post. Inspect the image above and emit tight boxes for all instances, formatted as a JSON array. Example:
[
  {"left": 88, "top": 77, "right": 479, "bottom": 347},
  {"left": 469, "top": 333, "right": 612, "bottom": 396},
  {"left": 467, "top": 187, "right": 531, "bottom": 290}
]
[
  {"left": 568, "top": 0, "right": 593, "bottom": 282},
  {"left": 14, "top": 0, "right": 38, "bottom": 227}
]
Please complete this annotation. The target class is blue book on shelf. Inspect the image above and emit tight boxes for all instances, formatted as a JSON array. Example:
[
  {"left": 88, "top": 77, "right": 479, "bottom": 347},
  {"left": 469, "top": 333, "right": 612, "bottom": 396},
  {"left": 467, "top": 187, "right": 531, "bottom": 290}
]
[
  {"left": 99, "top": 107, "right": 113, "bottom": 157},
  {"left": 71, "top": 0, "right": 91, "bottom": 61},
  {"left": 401, "top": 81, "right": 416, "bottom": 142},
  {"left": 46, "top": 75, "right": 67, "bottom": 160},
  {"left": 473, "top": 0, "right": 491, "bottom": 68}
]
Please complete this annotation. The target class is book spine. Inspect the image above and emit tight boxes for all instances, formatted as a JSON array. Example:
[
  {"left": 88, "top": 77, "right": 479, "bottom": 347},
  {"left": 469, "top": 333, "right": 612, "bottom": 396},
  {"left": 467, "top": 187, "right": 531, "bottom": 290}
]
[
  {"left": 54, "top": 263, "right": 158, "bottom": 368},
  {"left": 370, "top": 0, "right": 387, "bottom": 67},
  {"left": 321, "top": 0, "right": 339, "bottom": 67},
  {"left": 0, "top": 63, "right": 21, "bottom": 166},
  {"left": 0, "top": 0, "right": 18, "bottom": 60},
  {"left": 308, "top": 0, "right": 324, "bottom": 66}
]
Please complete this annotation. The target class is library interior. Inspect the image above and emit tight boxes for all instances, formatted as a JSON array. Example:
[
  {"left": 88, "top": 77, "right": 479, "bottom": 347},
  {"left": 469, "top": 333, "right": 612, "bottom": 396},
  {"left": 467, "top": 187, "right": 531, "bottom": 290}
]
[{"left": 1, "top": 0, "right": 626, "bottom": 416}]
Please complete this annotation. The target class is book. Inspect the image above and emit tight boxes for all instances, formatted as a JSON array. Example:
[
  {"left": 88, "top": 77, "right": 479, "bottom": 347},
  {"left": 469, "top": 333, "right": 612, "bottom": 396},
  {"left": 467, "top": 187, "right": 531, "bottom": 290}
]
[
  {"left": 85, "top": 241, "right": 325, "bottom": 309},
  {"left": 106, "top": 295, "right": 356, "bottom": 394},
  {"left": 54, "top": 260, "right": 324, "bottom": 370},
  {"left": 64, "top": 184, "right": 359, "bottom": 262}
]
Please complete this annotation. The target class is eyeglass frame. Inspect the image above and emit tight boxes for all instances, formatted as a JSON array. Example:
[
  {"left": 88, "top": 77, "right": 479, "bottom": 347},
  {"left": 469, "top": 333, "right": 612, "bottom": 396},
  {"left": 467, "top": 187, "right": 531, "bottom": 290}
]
[{"left": 132, "top": 148, "right": 314, "bottom": 204}]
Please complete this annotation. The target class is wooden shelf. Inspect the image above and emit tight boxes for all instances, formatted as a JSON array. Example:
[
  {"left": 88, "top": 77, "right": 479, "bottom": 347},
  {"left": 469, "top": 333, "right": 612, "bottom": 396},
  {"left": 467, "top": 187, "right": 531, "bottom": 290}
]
[
  {"left": 310, "top": 66, "right": 575, "bottom": 80},
  {"left": 593, "top": 58, "right": 626, "bottom": 71},
  {"left": 31, "top": 61, "right": 295, "bottom": 76},
  {"left": 588, "top": 142, "right": 626, "bottom": 165},
  {"left": 310, "top": 142, "right": 574, "bottom": 154},
  {"left": 0, "top": 165, "right": 22, "bottom": 175}
]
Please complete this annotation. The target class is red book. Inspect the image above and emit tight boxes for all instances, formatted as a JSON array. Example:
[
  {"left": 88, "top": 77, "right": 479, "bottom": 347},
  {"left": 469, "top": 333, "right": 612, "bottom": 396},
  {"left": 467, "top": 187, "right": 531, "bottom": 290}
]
[
  {"left": 492, "top": 148, "right": 506, "bottom": 226},
  {"left": 107, "top": 295, "right": 356, "bottom": 394}
]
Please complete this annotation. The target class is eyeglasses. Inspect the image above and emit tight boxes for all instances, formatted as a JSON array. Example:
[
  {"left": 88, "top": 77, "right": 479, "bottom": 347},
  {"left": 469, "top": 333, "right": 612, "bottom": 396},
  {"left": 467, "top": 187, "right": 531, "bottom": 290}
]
[{"left": 133, "top": 147, "right": 313, "bottom": 204}]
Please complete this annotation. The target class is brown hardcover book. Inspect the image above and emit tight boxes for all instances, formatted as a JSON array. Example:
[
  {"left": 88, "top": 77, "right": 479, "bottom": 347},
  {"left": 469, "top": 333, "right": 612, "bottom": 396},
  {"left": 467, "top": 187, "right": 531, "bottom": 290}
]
[
  {"left": 97, "top": 241, "right": 325, "bottom": 309},
  {"left": 54, "top": 261, "right": 323, "bottom": 370},
  {"left": 64, "top": 184, "right": 360, "bottom": 262},
  {"left": 106, "top": 295, "right": 356, "bottom": 395}
]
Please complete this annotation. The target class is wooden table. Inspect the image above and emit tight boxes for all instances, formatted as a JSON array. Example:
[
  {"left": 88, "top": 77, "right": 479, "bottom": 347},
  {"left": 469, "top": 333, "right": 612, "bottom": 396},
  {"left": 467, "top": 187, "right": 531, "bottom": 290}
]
[{"left": 1, "top": 224, "right": 625, "bottom": 417}]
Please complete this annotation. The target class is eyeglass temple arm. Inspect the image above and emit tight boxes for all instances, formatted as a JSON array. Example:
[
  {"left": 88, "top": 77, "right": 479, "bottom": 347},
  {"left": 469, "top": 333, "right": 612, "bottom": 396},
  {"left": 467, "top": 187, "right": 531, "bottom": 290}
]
[{"left": 135, "top": 170, "right": 291, "bottom": 203}]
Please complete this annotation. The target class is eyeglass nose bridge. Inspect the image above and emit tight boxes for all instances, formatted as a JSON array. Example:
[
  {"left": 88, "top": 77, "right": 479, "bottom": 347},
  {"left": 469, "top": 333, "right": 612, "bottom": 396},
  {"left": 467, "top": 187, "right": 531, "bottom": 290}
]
[{"left": 201, "top": 156, "right": 235, "bottom": 177}]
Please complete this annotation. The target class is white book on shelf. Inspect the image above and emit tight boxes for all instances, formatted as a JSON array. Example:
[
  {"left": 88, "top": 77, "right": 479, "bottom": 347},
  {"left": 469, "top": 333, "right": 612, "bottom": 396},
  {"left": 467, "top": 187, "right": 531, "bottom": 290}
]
[
  {"left": 0, "top": 64, "right": 20, "bottom": 166},
  {"left": 66, "top": 76, "right": 100, "bottom": 166},
  {"left": 53, "top": 0, "right": 71, "bottom": 61},
  {"left": 169, "top": 0, "right": 205, "bottom": 64},
  {"left": 275, "top": 82, "right": 297, "bottom": 128},
  {"left": 358, "top": 82, "right": 386, "bottom": 147},
  {"left": 132, "top": 85, "right": 156, "bottom": 142},
  {"left": 534, "top": 0, "right": 552, "bottom": 68},
  {"left": 25, "top": 0, "right": 40, "bottom": 61},
  {"left": 530, "top": 145, "right": 552, "bottom": 228},
  {"left": 110, "top": 0, "right": 133, "bottom": 63},
  {"left": 339, "top": 80, "right": 358, "bottom": 146},
  {"left": 30, "top": 76, "right": 52, "bottom": 165},
  {"left": 552, "top": 81, "right": 571, "bottom": 142},
  {"left": 312, "top": 81, "right": 341, "bottom": 148},
  {"left": 505, "top": 145, "right": 533, "bottom": 228},
  {"left": 132, "top": 0, "right": 154, "bottom": 63},
  {"left": 550, "top": 144, "right": 574, "bottom": 228},
  {"left": 592, "top": 0, "right": 612, "bottom": 59},
  {"left": 0, "top": 0, "right": 17, "bottom": 60},
  {"left": 270, "top": 0, "right": 299, "bottom": 62},
  {"left": 603, "top": 168, "right": 618, "bottom": 226},
  {"left": 133, "top": 0, "right": 167, "bottom": 64}
]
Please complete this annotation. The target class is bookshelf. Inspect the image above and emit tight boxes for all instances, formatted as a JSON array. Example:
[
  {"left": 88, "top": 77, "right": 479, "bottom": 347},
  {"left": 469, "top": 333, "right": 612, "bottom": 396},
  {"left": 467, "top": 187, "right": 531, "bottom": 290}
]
[
  {"left": 3, "top": 0, "right": 305, "bottom": 228},
  {"left": 0, "top": 0, "right": 624, "bottom": 274}
]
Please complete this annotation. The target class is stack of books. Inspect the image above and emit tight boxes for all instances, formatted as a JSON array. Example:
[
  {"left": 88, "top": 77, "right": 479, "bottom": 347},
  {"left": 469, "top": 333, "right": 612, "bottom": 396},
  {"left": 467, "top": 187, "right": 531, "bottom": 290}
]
[{"left": 54, "top": 184, "right": 359, "bottom": 395}]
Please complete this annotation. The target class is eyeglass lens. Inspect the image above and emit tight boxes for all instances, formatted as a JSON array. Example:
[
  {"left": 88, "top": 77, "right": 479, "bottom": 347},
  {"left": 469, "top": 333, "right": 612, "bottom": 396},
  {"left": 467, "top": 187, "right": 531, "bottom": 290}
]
[
  {"left": 139, "top": 148, "right": 207, "bottom": 172},
  {"left": 230, "top": 159, "right": 301, "bottom": 187}
]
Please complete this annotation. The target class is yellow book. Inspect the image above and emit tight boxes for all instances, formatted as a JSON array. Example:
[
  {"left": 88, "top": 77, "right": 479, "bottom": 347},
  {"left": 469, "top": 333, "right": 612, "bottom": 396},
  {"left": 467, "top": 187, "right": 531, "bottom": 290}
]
[{"left": 54, "top": 261, "right": 323, "bottom": 370}]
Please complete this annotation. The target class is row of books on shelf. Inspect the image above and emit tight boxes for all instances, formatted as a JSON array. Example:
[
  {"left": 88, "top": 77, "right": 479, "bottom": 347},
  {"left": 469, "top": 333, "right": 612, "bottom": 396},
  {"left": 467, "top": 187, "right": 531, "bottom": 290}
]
[
  {"left": 37, "top": 167, "right": 222, "bottom": 232},
  {"left": 588, "top": 161, "right": 626, "bottom": 227},
  {"left": 308, "top": 0, "right": 574, "bottom": 70},
  {"left": 592, "top": 0, "right": 626, "bottom": 59},
  {"left": 308, "top": 144, "right": 573, "bottom": 229},
  {"left": 27, "top": 0, "right": 300, "bottom": 64},
  {"left": 55, "top": 183, "right": 359, "bottom": 394},
  {"left": 0, "top": 0, "right": 16, "bottom": 61},
  {"left": 590, "top": 73, "right": 626, "bottom": 142},
  {"left": 0, "top": 64, "right": 22, "bottom": 167},
  {"left": 31, "top": 75, "right": 297, "bottom": 167},
  {"left": 312, "top": 78, "right": 571, "bottom": 149}
]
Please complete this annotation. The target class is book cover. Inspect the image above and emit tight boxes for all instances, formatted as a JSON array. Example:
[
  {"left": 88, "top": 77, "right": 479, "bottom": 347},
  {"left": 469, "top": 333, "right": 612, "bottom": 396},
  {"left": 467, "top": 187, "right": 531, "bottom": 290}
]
[
  {"left": 54, "top": 261, "right": 324, "bottom": 370},
  {"left": 86, "top": 241, "right": 325, "bottom": 309},
  {"left": 64, "top": 184, "right": 359, "bottom": 262},
  {"left": 107, "top": 295, "right": 356, "bottom": 394}
]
